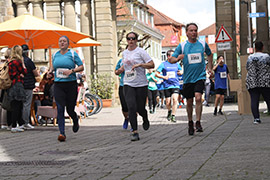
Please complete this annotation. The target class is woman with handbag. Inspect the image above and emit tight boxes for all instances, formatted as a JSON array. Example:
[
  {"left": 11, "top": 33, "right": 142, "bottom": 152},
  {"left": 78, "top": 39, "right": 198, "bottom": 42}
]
[{"left": 8, "top": 45, "right": 27, "bottom": 132}]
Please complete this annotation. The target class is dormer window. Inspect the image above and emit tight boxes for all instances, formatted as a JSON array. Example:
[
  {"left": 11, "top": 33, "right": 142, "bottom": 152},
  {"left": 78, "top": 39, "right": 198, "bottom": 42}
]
[
  {"left": 150, "top": 15, "right": 154, "bottom": 27},
  {"left": 141, "top": 10, "right": 144, "bottom": 23},
  {"left": 137, "top": 8, "right": 140, "bottom": 21}
]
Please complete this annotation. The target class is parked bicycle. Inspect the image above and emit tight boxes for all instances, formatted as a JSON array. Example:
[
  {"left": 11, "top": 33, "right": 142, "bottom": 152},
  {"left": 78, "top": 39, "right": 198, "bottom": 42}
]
[{"left": 83, "top": 89, "right": 103, "bottom": 117}]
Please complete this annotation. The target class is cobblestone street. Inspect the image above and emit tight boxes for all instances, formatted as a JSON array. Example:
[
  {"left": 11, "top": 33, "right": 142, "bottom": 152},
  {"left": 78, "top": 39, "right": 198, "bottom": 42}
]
[{"left": 0, "top": 103, "right": 269, "bottom": 180}]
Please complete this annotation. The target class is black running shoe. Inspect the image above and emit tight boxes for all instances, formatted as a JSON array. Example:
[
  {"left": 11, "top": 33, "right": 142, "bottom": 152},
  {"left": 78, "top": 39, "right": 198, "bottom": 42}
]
[
  {"left": 167, "top": 110, "right": 172, "bottom": 121},
  {"left": 195, "top": 121, "right": 203, "bottom": 132},
  {"left": 218, "top": 111, "right": 224, "bottom": 115},
  {"left": 214, "top": 108, "right": 217, "bottom": 116},
  {"left": 73, "top": 122, "right": 79, "bottom": 133},
  {"left": 171, "top": 115, "right": 176, "bottom": 123},
  {"left": 143, "top": 118, "right": 150, "bottom": 130},
  {"left": 131, "top": 133, "right": 140, "bottom": 141},
  {"left": 188, "top": 121, "right": 194, "bottom": 135}
]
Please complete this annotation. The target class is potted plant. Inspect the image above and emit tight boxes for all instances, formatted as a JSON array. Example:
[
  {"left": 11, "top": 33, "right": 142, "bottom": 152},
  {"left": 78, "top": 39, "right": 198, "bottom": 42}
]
[{"left": 89, "top": 73, "right": 114, "bottom": 107}]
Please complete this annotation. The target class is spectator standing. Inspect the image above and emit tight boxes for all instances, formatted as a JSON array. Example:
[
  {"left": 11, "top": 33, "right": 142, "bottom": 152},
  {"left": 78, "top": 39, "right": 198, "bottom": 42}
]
[
  {"left": 0, "top": 48, "right": 12, "bottom": 130},
  {"left": 51, "top": 36, "right": 84, "bottom": 142},
  {"left": 21, "top": 44, "right": 40, "bottom": 129},
  {"left": 156, "top": 50, "right": 182, "bottom": 123},
  {"left": 203, "top": 64, "right": 212, "bottom": 107},
  {"left": 146, "top": 69, "right": 158, "bottom": 114},
  {"left": 169, "top": 23, "right": 213, "bottom": 135},
  {"left": 8, "top": 45, "right": 27, "bottom": 132},
  {"left": 120, "top": 32, "right": 154, "bottom": 141},
  {"left": 246, "top": 41, "right": 270, "bottom": 124},
  {"left": 213, "top": 55, "right": 230, "bottom": 115},
  {"left": 115, "top": 58, "right": 129, "bottom": 129}
]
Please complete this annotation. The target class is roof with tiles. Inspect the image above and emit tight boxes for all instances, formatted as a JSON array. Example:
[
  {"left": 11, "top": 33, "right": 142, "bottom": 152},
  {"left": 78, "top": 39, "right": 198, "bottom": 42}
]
[
  {"left": 147, "top": 4, "right": 184, "bottom": 47},
  {"left": 147, "top": 5, "right": 184, "bottom": 27},
  {"left": 116, "top": 0, "right": 133, "bottom": 21}
]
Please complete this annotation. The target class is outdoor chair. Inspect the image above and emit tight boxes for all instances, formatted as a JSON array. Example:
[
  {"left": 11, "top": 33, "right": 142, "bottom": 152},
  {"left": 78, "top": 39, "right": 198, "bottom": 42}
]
[{"left": 36, "top": 99, "right": 57, "bottom": 126}]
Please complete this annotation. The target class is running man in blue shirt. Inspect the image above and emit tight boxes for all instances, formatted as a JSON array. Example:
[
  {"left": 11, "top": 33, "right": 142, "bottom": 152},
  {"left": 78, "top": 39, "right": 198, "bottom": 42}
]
[
  {"left": 156, "top": 50, "right": 182, "bottom": 123},
  {"left": 169, "top": 23, "right": 213, "bottom": 135}
]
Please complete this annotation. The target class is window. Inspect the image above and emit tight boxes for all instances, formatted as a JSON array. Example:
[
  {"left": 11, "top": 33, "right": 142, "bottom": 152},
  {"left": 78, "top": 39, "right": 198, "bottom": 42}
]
[
  {"left": 137, "top": 8, "right": 140, "bottom": 21},
  {"left": 150, "top": 15, "right": 154, "bottom": 27},
  {"left": 141, "top": 10, "right": 144, "bottom": 23},
  {"left": 162, "top": 51, "right": 166, "bottom": 61},
  {"left": 130, "top": 4, "right": 133, "bottom": 15},
  {"left": 145, "top": 12, "right": 148, "bottom": 24}
]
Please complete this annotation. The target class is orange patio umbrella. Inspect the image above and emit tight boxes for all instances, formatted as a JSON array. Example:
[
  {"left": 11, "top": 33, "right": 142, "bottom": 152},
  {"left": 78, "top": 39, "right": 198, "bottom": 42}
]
[
  {"left": 70, "top": 38, "right": 101, "bottom": 48},
  {"left": 0, "top": 14, "right": 90, "bottom": 49},
  {"left": 0, "top": 14, "right": 90, "bottom": 65}
]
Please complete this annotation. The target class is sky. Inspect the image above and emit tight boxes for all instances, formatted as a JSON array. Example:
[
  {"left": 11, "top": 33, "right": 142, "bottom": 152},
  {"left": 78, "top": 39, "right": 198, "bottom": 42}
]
[
  {"left": 147, "top": 0, "right": 270, "bottom": 31},
  {"left": 147, "top": 0, "right": 216, "bottom": 30}
]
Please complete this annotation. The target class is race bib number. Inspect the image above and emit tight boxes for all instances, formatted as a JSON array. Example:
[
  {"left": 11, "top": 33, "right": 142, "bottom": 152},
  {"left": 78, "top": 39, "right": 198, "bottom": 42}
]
[
  {"left": 220, "top": 72, "right": 227, "bottom": 78},
  {"left": 149, "top": 81, "right": 156, "bottom": 87},
  {"left": 125, "top": 70, "right": 137, "bottom": 81},
  {"left": 56, "top": 68, "right": 69, "bottom": 78},
  {"left": 167, "top": 71, "right": 176, "bottom": 78},
  {"left": 188, "top": 53, "right": 202, "bottom": 64},
  {"left": 179, "top": 80, "right": 184, "bottom": 85}
]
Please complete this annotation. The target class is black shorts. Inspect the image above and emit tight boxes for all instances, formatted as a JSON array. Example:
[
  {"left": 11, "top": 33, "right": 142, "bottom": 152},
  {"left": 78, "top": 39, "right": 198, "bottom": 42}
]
[
  {"left": 165, "top": 88, "right": 179, "bottom": 98},
  {"left": 156, "top": 90, "right": 165, "bottom": 98},
  {"left": 183, "top": 80, "right": 205, "bottom": 99},
  {"left": 179, "top": 89, "right": 184, "bottom": 95},
  {"left": 215, "top": 88, "right": 226, "bottom": 95}
]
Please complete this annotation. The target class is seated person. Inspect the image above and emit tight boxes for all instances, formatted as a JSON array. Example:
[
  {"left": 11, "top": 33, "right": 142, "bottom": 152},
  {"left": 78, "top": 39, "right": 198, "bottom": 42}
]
[{"left": 41, "top": 72, "right": 54, "bottom": 106}]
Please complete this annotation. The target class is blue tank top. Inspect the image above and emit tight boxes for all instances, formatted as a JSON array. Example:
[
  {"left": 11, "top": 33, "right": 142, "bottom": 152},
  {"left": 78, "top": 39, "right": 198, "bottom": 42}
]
[
  {"left": 214, "top": 64, "right": 228, "bottom": 89},
  {"left": 159, "top": 61, "right": 181, "bottom": 89}
]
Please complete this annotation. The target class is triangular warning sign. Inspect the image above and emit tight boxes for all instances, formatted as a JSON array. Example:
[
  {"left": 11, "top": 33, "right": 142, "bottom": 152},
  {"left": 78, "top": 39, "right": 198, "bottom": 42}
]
[{"left": 215, "top": 25, "right": 233, "bottom": 43}]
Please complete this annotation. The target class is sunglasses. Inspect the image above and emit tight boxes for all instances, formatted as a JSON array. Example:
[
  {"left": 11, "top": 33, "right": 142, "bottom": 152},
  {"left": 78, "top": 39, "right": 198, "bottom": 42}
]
[{"left": 127, "top": 37, "right": 136, "bottom": 41}]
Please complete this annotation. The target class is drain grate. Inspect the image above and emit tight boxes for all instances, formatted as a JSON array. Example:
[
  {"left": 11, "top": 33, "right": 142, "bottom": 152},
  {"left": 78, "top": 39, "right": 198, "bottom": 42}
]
[
  {"left": 0, "top": 160, "right": 73, "bottom": 166},
  {"left": 41, "top": 150, "right": 81, "bottom": 155}
]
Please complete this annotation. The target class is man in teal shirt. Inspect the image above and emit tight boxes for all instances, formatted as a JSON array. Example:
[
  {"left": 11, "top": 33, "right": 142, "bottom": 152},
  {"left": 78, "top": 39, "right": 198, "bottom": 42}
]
[{"left": 169, "top": 23, "right": 213, "bottom": 135}]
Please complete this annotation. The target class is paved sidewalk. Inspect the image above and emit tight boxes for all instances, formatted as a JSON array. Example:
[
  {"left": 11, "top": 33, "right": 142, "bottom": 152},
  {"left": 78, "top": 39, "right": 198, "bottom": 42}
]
[{"left": 0, "top": 103, "right": 269, "bottom": 180}]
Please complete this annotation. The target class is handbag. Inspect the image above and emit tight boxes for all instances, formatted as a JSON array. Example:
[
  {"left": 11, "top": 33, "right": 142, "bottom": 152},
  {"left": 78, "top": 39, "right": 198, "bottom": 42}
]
[{"left": 2, "top": 91, "right": 12, "bottom": 111}]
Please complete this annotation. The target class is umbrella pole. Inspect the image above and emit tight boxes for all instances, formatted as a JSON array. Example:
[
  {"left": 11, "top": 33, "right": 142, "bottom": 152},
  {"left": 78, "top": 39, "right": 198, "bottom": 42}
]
[{"left": 49, "top": 46, "right": 52, "bottom": 68}]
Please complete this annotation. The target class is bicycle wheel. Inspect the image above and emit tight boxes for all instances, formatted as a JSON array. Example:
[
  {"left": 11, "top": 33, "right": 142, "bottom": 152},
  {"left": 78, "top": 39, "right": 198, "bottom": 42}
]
[
  {"left": 84, "top": 94, "right": 98, "bottom": 116},
  {"left": 93, "top": 94, "right": 103, "bottom": 114}
]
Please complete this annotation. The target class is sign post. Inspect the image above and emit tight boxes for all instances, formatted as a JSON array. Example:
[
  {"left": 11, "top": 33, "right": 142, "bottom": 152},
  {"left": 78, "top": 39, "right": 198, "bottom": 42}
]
[{"left": 215, "top": 25, "right": 233, "bottom": 96}]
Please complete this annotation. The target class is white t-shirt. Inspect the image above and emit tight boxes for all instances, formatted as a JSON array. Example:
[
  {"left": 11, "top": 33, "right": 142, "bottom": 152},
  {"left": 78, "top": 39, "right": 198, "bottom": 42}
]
[{"left": 122, "top": 47, "right": 152, "bottom": 87}]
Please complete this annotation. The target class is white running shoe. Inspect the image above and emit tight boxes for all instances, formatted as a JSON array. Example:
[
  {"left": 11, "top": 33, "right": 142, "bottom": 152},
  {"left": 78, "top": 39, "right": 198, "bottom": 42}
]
[
  {"left": 24, "top": 123, "right": 35, "bottom": 129},
  {"left": 1, "top": 125, "right": 8, "bottom": 129},
  {"left": 18, "top": 125, "right": 25, "bottom": 129},
  {"left": 11, "top": 127, "right": 24, "bottom": 133}
]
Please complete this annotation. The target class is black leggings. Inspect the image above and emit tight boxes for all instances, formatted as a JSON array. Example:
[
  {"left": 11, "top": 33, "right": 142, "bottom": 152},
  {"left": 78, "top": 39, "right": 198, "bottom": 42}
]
[
  {"left": 54, "top": 81, "right": 78, "bottom": 131},
  {"left": 124, "top": 85, "right": 148, "bottom": 131},
  {"left": 148, "top": 89, "right": 157, "bottom": 110},
  {"left": 10, "top": 100, "right": 24, "bottom": 128},
  {"left": 248, "top": 87, "right": 270, "bottom": 119},
  {"left": 119, "top": 86, "right": 128, "bottom": 112}
]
